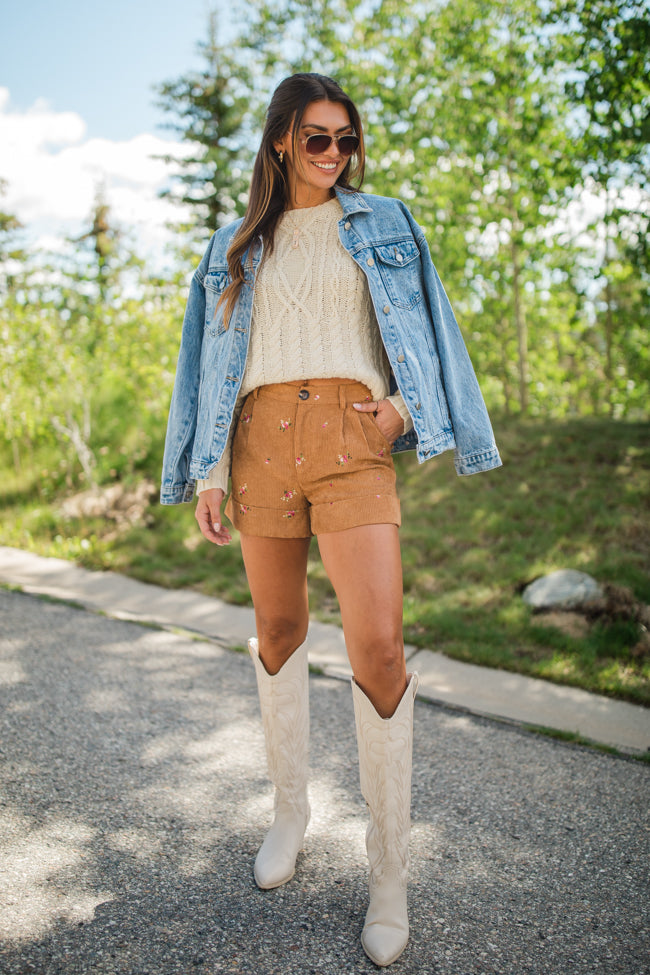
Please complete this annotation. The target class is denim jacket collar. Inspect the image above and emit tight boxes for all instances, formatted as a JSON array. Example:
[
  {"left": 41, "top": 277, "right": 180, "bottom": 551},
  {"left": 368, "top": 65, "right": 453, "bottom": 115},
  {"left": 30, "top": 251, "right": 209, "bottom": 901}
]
[{"left": 334, "top": 186, "right": 373, "bottom": 216}]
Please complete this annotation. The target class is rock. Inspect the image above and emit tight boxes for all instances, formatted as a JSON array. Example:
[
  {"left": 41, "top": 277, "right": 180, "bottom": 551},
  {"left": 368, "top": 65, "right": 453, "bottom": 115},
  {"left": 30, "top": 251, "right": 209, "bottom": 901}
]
[{"left": 522, "top": 569, "right": 603, "bottom": 610}]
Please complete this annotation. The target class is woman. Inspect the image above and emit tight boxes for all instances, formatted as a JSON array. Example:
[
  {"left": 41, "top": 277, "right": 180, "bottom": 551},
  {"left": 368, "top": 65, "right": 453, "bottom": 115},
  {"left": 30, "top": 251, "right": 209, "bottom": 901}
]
[{"left": 161, "top": 72, "right": 501, "bottom": 966}]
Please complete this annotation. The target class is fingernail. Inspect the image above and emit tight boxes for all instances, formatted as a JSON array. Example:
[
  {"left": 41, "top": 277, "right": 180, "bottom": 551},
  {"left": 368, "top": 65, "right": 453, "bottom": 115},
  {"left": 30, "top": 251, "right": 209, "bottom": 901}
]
[
  {"left": 213, "top": 523, "right": 220, "bottom": 531},
  {"left": 352, "top": 403, "right": 361, "bottom": 409}
]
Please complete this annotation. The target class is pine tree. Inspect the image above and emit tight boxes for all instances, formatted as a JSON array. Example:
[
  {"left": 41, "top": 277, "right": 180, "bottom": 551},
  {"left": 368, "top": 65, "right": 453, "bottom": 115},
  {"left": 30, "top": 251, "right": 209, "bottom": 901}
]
[{"left": 155, "top": 11, "right": 255, "bottom": 236}]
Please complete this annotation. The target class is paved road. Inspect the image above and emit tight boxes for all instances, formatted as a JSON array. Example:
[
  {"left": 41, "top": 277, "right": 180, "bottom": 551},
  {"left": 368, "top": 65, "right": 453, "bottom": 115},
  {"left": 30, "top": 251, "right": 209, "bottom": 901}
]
[{"left": 1, "top": 589, "right": 648, "bottom": 975}]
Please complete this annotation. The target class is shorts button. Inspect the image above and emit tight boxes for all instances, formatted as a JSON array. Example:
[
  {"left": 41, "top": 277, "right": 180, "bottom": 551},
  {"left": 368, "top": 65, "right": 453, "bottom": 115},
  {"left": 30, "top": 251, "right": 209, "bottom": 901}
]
[{"left": 298, "top": 388, "right": 309, "bottom": 400}]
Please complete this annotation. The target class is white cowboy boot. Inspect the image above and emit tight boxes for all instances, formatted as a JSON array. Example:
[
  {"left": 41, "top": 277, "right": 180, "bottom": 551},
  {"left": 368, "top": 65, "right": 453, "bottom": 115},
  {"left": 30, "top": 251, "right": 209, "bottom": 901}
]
[
  {"left": 352, "top": 674, "right": 418, "bottom": 966},
  {"left": 248, "top": 637, "right": 311, "bottom": 889}
]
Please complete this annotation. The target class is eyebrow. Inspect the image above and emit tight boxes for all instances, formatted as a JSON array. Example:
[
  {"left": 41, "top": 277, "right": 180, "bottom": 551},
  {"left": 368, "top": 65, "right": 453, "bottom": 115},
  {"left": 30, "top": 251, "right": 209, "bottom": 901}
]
[{"left": 300, "top": 122, "right": 353, "bottom": 132}]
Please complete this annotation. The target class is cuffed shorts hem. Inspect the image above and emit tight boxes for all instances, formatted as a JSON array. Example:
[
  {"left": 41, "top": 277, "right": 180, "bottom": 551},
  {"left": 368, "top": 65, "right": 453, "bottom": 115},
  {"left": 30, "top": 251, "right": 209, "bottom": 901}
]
[
  {"left": 224, "top": 497, "right": 312, "bottom": 538},
  {"left": 225, "top": 493, "right": 401, "bottom": 538},
  {"left": 310, "top": 493, "right": 401, "bottom": 535}
]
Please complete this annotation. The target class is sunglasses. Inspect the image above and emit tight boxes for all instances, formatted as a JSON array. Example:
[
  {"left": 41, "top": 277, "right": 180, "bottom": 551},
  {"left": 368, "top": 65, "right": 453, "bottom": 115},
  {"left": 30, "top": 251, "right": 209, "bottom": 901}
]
[{"left": 299, "top": 133, "right": 360, "bottom": 156}]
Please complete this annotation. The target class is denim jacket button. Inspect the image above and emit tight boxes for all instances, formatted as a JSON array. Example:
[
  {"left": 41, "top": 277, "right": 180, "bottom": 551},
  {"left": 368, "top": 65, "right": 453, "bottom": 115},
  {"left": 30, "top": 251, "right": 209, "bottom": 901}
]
[
  {"left": 397, "top": 354, "right": 405, "bottom": 363},
  {"left": 366, "top": 257, "right": 375, "bottom": 266},
  {"left": 415, "top": 402, "right": 422, "bottom": 410},
  {"left": 344, "top": 221, "right": 351, "bottom": 230},
  {"left": 383, "top": 305, "right": 390, "bottom": 314}
]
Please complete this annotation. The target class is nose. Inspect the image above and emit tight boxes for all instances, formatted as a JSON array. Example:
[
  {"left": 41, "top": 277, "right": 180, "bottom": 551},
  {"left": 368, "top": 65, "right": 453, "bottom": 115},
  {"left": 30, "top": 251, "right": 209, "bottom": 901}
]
[{"left": 323, "top": 139, "right": 341, "bottom": 159}]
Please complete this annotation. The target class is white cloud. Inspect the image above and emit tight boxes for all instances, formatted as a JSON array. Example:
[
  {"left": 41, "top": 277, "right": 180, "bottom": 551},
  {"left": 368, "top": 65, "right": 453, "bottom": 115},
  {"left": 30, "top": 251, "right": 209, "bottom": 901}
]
[{"left": 0, "top": 88, "right": 194, "bottom": 262}]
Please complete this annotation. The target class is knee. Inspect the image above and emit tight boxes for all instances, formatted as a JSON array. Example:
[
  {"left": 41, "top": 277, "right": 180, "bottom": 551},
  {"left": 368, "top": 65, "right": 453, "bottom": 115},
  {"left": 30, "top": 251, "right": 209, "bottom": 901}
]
[
  {"left": 354, "top": 637, "right": 407, "bottom": 718},
  {"left": 257, "top": 614, "right": 308, "bottom": 655}
]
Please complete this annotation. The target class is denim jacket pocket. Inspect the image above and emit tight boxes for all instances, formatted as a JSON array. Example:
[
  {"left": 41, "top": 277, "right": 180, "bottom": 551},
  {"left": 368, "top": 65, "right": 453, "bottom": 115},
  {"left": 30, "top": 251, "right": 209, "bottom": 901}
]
[
  {"left": 374, "top": 240, "right": 421, "bottom": 310},
  {"left": 204, "top": 270, "right": 229, "bottom": 336}
]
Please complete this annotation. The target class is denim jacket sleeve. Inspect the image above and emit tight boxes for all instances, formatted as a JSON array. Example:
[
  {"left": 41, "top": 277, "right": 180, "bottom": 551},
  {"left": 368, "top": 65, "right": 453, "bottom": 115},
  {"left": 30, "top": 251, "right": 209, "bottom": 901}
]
[
  {"left": 402, "top": 205, "right": 502, "bottom": 475},
  {"left": 160, "top": 237, "right": 214, "bottom": 504}
]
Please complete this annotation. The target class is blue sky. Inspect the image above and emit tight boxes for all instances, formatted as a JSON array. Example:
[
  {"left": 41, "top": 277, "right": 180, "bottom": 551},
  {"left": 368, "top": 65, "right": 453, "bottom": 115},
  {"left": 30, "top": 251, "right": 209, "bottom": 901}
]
[
  {"left": 2, "top": 1, "right": 229, "bottom": 258},
  {"left": 4, "top": 0, "right": 215, "bottom": 140}
]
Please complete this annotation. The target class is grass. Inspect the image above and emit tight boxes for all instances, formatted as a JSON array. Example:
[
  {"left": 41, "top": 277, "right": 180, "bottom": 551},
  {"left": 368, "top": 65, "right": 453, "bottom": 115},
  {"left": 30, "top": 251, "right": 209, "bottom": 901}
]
[{"left": 1, "top": 415, "right": 649, "bottom": 705}]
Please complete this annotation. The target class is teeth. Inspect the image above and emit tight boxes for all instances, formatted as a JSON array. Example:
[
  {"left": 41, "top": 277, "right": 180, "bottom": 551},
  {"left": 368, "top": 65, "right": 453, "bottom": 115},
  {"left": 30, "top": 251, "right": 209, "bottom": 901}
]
[{"left": 313, "top": 162, "right": 337, "bottom": 170}]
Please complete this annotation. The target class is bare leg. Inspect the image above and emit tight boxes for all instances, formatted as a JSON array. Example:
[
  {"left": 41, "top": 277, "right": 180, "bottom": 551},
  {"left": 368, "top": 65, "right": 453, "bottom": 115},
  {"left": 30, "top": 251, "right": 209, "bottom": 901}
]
[
  {"left": 240, "top": 535, "right": 311, "bottom": 674},
  {"left": 317, "top": 523, "right": 407, "bottom": 718}
]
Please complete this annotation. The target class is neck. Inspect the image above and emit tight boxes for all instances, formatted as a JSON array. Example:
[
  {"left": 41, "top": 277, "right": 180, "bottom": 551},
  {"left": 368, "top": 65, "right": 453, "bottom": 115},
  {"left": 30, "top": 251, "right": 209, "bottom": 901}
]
[{"left": 285, "top": 185, "right": 335, "bottom": 210}]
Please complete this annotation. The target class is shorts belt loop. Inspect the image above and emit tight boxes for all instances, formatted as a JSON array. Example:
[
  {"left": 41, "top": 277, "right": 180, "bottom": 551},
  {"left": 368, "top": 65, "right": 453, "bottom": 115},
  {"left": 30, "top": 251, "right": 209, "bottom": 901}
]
[
  {"left": 253, "top": 387, "right": 260, "bottom": 400},
  {"left": 339, "top": 385, "right": 347, "bottom": 410}
]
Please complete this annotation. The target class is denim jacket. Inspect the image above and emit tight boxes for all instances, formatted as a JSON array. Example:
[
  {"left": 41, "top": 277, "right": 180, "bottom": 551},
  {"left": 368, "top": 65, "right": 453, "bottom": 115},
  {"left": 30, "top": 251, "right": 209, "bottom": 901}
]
[{"left": 160, "top": 187, "right": 501, "bottom": 504}]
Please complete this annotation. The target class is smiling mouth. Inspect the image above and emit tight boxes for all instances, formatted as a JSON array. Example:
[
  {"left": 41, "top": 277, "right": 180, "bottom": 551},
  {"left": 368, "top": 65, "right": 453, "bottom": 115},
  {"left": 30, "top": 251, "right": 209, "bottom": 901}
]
[{"left": 311, "top": 161, "right": 339, "bottom": 171}]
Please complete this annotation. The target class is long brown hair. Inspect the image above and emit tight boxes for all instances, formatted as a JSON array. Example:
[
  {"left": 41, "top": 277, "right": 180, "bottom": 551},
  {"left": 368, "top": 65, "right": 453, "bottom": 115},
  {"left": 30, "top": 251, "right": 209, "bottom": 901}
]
[{"left": 219, "top": 73, "right": 365, "bottom": 326}]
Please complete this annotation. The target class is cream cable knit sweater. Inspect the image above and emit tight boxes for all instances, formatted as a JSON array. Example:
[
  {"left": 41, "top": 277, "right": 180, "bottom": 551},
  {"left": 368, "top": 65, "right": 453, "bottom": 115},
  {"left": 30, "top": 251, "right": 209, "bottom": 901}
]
[{"left": 197, "top": 196, "right": 413, "bottom": 495}]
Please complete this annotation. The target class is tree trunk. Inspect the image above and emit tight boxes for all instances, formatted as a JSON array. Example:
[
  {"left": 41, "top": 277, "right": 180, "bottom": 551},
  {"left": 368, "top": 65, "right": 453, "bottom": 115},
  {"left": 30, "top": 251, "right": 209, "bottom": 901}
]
[
  {"left": 511, "top": 240, "right": 528, "bottom": 413},
  {"left": 604, "top": 273, "right": 615, "bottom": 416},
  {"left": 603, "top": 189, "right": 616, "bottom": 417}
]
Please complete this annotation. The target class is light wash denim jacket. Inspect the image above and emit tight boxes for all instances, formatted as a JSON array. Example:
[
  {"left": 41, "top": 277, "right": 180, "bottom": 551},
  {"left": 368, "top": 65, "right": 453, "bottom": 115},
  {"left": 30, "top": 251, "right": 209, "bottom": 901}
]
[{"left": 160, "top": 188, "right": 501, "bottom": 504}]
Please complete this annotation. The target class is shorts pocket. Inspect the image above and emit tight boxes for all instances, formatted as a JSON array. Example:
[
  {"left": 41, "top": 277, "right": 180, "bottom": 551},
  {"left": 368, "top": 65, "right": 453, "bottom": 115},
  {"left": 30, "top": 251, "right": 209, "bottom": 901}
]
[
  {"left": 354, "top": 409, "right": 393, "bottom": 457},
  {"left": 232, "top": 394, "right": 255, "bottom": 456}
]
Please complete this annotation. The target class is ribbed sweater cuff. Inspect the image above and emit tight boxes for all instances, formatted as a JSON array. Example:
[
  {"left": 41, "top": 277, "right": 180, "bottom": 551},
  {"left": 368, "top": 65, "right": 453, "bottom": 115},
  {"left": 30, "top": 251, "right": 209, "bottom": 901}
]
[
  {"left": 386, "top": 392, "right": 414, "bottom": 434},
  {"left": 196, "top": 448, "right": 230, "bottom": 495}
]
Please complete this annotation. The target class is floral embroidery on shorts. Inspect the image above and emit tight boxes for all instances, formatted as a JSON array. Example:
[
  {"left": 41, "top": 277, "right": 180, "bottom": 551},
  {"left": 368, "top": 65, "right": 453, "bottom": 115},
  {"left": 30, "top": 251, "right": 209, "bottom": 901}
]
[
  {"left": 336, "top": 452, "right": 352, "bottom": 466},
  {"left": 238, "top": 483, "right": 248, "bottom": 496},
  {"left": 283, "top": 510, "right": 296, "bottom": 519},
  {"left": 376, "top": 447, "right": 386, "bottom": 457},
  {"left": 265, "top": 457, "right": 271, "bottom": 464},
  {"left": 321, "top": 421, "right": 328, "bottom": 428},
  {"left": 295, "top": 453, "right": 305, "bottom": 465},
  {"left": 279, "top": 419, "right": 292, "bottom": 432},
  {"left": 241, "top": 412, "right": 252, "bottom": 423},
  {"left": 281, "top": 489, "right": 297, "bottom": 502},
  {"left": 239, "top": 503, "right": 250, "bottom": 515}
]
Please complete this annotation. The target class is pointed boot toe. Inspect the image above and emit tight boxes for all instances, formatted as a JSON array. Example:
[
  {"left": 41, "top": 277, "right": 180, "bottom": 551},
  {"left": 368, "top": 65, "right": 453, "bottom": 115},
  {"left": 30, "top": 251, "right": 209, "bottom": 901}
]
[
  {"left": 253, "top": 805, "right": 311, "bottom": 889},
  {"left": 361, "top": 921, "right": 409, "bottom": 967}
]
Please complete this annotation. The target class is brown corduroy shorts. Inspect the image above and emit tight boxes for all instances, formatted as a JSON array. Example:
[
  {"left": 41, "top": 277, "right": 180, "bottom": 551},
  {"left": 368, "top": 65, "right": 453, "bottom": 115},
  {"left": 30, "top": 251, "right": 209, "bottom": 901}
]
[{"left": 224, "top": 380, "right": 401, "bottom": 538}]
